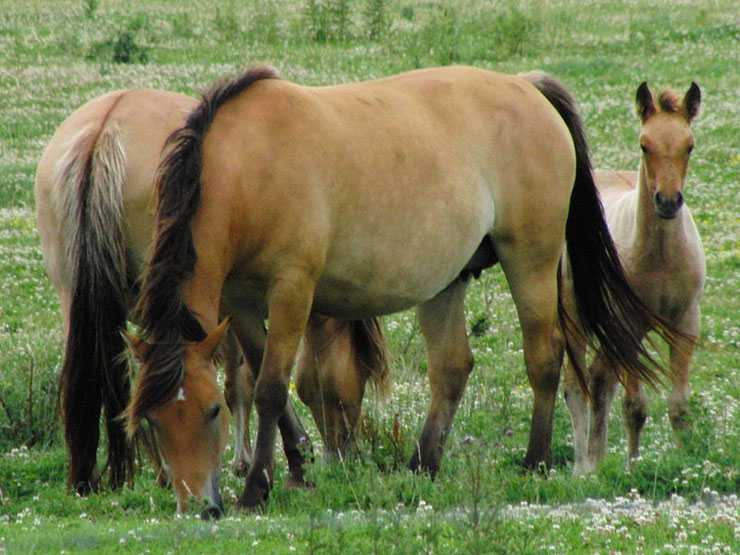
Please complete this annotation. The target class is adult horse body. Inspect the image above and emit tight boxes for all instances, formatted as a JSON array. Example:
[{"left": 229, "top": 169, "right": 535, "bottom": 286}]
[
  {"left": 131, "top": 66, "right": 667, "bottom": 510},
  {"left": 564, "top": 82, "right": 704, "bottom": 474},
  {"left": 35, "top": 88, "right": 387, "bottom": 503}
]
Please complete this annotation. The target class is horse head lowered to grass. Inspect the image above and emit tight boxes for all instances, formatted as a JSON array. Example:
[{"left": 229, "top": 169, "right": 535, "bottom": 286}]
[
  {"left": 35, "top": 87, "right": 388, "bottom": 516},
  {"left": 123, "top": 65, "right": 674, "bottom": 511},
  {"left": 563, "top": 81, "right": 704, "bottom": 474}
]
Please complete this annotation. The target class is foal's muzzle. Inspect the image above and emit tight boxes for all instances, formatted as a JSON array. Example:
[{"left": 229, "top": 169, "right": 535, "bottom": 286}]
[{"left": 654, "top": 190, "right": 684, "bottom": 219}]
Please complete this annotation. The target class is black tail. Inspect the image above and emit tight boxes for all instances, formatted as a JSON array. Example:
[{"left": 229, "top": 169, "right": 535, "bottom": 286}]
[
  {"left": 55, "top": 125, "right": 134, "bottom": 493},
  {"left": 525, "top": 72, "right": 677, "bottom": 387}
]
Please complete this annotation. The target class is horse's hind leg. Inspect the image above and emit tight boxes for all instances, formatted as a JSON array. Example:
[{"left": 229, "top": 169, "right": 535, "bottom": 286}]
[
  {"left": 498, "top": 246, "right": 565, "bottom": 469},
  {"left": 222, "top": 329, "right": 254, "bottom": 476},
  {"left": 409, "top": 278, "right": 472, "bottom": 476}
]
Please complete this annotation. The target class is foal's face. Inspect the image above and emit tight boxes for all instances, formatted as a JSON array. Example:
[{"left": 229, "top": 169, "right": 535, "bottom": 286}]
[
  {"left": 147, "top": 342, "right": 230, "bottom": 519},
  {"left": 639, "top": 114, "right": 694, "bottom": 219},
  {"left": 635, "top": 81, "right": 701, "bottom": 220}
]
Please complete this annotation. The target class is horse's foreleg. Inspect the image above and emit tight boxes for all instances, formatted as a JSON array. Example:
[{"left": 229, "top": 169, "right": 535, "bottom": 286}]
[
  {"left": 667, "top": 306, "right": 699, "bottom": 436},
  {"left": 587, "top": 354, "right": 619, "bottom": 466},
  {"left": 222, "top": 329, "right": 254, "bottom": 476},
  {"left": 236, "top": 273, "right": 315, "bottom": 510},
  {"left": 231, "top": 306, "right": 313, "bottom": 491},
  {"left": 409, "top": 278, "right": 472, "bottom": 476}
]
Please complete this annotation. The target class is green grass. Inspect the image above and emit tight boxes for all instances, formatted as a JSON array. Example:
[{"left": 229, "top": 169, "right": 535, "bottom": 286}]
[{"left": 1, "top": 0, "right": 738, "bottom": 552}]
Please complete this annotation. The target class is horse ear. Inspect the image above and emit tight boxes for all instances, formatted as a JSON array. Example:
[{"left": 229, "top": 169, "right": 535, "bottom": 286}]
[
  {"left": 635, "top": 82, "right": 656, "bottom": 122},
  {"left": 683, "top": 82, "right": 701, "bottom": 122},
  {"left": 195, "top": 318, "right": 231, "bottom": 360}
]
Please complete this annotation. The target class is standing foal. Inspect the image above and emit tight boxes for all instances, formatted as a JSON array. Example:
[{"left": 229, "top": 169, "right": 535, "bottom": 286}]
[{"left": 564, "top": 82, "right": 705, "bottom": 474}]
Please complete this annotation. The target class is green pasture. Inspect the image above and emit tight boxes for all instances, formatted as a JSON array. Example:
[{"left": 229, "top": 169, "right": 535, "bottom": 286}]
[{"left": 0, "top": 0, "right": 738, "bottom": 552}]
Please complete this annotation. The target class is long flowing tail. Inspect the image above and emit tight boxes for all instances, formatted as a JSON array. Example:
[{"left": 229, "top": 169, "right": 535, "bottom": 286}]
[
  {"left": 56, "top": 124, "right": 134, "bottom": 492},
  {"left": 524, "top": 72, "right": 678, "bottom": 387}
]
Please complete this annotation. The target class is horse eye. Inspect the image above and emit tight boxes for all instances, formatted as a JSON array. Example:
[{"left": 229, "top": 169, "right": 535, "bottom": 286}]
[{"left": 207, "top": 404, "right": 221, "bottom": 421}]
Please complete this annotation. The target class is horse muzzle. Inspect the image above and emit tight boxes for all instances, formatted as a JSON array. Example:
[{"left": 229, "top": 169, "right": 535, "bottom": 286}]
[
  {"left": 654, "top": 190, "right": 684, "bottom": 219},
  {"left": 200, "top": 471, "right": 224, "bottom": 520}
]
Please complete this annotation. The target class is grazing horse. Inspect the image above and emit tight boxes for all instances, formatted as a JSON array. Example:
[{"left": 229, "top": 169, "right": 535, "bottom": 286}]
[
  {"left": 128, "top": 66, "right": 670, "bottom": 512},
  {"left": 34, "top": 89, "right": 388, "bottom": 503},
  {"left": 563, "top": 82, "right": 704, "bottom": 474}
]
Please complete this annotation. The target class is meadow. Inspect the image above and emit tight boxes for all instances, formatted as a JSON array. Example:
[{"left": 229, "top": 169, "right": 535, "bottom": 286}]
[{"left": 0, "top": 0, "right": 738, "bottom": 552}]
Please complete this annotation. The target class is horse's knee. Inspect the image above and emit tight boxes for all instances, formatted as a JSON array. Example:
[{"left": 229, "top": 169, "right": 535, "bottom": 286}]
[{"left": 254, "top": 379, "right": 289, "bottom": 420}]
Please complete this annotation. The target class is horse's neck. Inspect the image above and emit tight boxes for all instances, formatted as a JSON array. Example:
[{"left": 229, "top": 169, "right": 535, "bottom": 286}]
[{"left": 630, "top": 161, "right": 688, "bottom": 264}]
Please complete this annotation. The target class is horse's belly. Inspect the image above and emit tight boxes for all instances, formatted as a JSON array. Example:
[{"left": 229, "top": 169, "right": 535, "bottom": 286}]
[{"left": 314, "top": 227, "right": 487, "bottom": 318}]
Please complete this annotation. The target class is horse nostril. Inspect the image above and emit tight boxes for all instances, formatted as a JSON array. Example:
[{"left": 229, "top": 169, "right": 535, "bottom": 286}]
[
  {"left": 654, "top": 191, "right": 664, "bottom": 206},
  {"left": 675, "top": 191, "right": 684, "bottom": 207}
]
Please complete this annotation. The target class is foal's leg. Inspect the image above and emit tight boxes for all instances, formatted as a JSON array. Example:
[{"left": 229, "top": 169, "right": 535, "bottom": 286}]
[
  {"left": 622, "top": 373, "right": 648, "bottom": 462},
  {"left": 237, "top": 272, "right": 316, "bottom": 509},
  {"left": 586, "top": 353, "right": 620, "bottom": 466},
  {"left": 499, "top": 248, "right": 565, "bottom": 469},
  {"left": 667, "top": 305, "right": 699, "bottom": 436},
  {"left": 408, "top": 278, "right": 472, "bottom": 476},
  {"left": 563, "top": 342, "right": 591, "bottom": 474},
  {"left": 222, "top": 329, "right": 254, "bottom": 476}
]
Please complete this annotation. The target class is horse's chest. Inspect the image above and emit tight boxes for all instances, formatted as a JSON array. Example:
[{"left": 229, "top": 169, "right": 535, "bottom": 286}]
[{"left": 628, "top": 266, "right": 701, "bottom": 321}]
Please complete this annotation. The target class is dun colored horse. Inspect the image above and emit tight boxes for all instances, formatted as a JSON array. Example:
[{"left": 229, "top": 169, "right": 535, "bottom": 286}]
[
  {"left": 129, "top": 66, "right": 671, "bottom": 513},
  {"left": 35, "top": 89, "right": 388, "bottom": 505},
  {"left": 563, "top": 82, "right": 704, "bottom": 474}
]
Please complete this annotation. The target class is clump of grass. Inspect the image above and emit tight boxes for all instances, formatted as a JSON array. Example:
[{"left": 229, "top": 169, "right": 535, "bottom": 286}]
[
  {"left": 87, "top": 29, "right": 150, "bottom": 64},
  {"left": 303, "top": 0, "right": 353, "bottom": 42},
  {"left": 84, "top": 0, "right": 98, "bottom": 19},
  {"left": 364, "top": 0, "right": 387, "bottom": 40},
  {"left": 214, "top": 7, "right": 241, "bottom": 39}
]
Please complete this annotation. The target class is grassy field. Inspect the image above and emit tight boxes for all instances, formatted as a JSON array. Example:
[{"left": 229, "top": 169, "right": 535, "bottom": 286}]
[{"left": 1, "top": 0, "right": 738, "bottom": 552}]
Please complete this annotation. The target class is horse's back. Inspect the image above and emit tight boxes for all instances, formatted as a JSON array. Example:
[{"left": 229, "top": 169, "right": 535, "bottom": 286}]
[{"left": 201, "top": 67, "right": 576, "bottom": 315}]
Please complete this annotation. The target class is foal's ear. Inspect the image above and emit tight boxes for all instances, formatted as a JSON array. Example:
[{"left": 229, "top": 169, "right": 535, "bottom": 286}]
[
  {"left": 635, "top": 81, "right": 656, "bottom": 122},
  {"left": 194, "top": 318, "right": 231, "bottom": 360},
  {"left": 683, "top": 82, "right": 701, "bottom": 122}
]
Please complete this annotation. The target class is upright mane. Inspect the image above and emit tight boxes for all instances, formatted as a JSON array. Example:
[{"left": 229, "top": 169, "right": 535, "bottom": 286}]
[
  {"left": 657, "top": 88, "right": 681, "bottom": 113},
  {"left": 126, "top": 67, "right": 280, "bottom": 436}
]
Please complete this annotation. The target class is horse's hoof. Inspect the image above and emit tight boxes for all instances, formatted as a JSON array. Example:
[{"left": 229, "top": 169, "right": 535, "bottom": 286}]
[
  {"left": 235, "top": 489, "right": 268, "bottom": 512},
  {"left": 201, "top": 503, "right": 224, "bottom": 520},
  {"left": 286, "top": 476, "right": 316, "bottom": 490}
]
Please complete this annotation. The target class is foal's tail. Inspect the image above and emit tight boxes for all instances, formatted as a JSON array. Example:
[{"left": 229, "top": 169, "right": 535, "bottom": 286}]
[
  {"left": 55, "top": 123, "right": 134, "bottom": 493},
  {"left": 351, "top": 318, "right": 391, "bottom": 397},
  {"left": 524, "top": 72, "right": 674, "bottom": 387}
]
